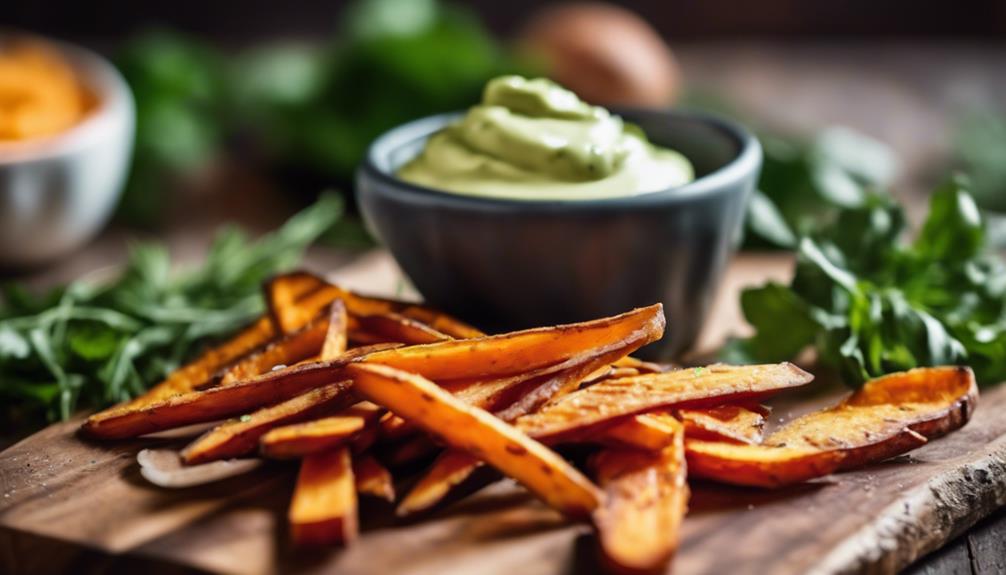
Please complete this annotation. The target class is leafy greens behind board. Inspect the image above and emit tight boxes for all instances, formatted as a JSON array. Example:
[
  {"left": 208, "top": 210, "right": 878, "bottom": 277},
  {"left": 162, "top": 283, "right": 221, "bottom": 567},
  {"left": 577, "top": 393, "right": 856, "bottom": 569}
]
[
  {"left": 0, "top": 195, "right": 343, "bottom": 423},
  {"left": 955, "top": 108, "right": 1006, "bottom": 213},
  {"left": 725, "top": 177, "right": 1006, "bottom": 386},
  {"left": 679, "top": 91, "right": 900, "bottom": 251},
  {"left": 746, "top": 127, "right": 899, "bottom": 249}
]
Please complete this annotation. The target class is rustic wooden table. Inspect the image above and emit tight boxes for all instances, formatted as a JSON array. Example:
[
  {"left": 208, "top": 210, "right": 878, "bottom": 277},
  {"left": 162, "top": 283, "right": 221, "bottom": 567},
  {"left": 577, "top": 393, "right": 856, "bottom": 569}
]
[{"left": 3, "top": 41, "right": 1004, "bottom": 574}]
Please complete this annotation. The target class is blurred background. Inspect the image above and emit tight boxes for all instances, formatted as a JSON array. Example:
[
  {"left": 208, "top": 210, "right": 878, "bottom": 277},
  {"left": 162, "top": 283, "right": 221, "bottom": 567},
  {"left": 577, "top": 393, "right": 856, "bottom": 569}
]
[{"left": 5, "top": 0, "right": 1006, "bottom": 278}]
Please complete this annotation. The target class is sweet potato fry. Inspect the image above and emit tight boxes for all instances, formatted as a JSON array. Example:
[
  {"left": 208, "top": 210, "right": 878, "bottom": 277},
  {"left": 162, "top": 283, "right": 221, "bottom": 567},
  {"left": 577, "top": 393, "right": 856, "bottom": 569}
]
[
  {"left": 447, "top": 335, "right": 646, "bottom": 416},
  {"left": 266, "top": 271, "right": 328, "bottom": 334},
  {"left": 491, "top": 322, "right": 664, "bottom": 419},
  {"left": 182, "top": 383, "right": 353, "bottom": 464},
  {"left": 378, "top": 413, "right": 416, "bottom": 441},
  {"left": 686, "top": 366, "right": 977, "bottom": 487},
  {"left": 269, "top": 273, "right": 482, "bottom": 339},
  {"left": 218, "top": 315, "right": 329, "bottom": 385},
  {"left": 356, "top": 312, "right": 452, "bottom": 345},
  {"left": 607, "top": 367, "right": 640, "bottom": 379},
  {"left": 397, "top": 450, "right": 484, "bottom": 516},
  {"left": 516, "top": 363, "right": 813, "bottom": 442},
  {"left": 289, "top": 448, "right": 358, "bottom": 546},
  {"left": 364, "top": 304, "right": 664, "bottom": 383},
  {"left": 597, "top": 412, "right": 682, "bottom": 451},
  {"left": 353, "top": 455, "right": 395, "bottom": 502},
  {"left": 134, "top": 271, "right": 325, "bottom": 401},
  {"left": 676, "top": 405, "right": 768, "bottom": 445},
  {"left": 127, "top": 316, "right": 276, "bottom": 407},
  {"left": 347, "top": 363, "right": 603, "bottom": 519},
  {"left": 321, "top": 300, "right": 348, "bottom": 360},
  {"left": 394, "top": 305, "right": 484, "bottom": 339},
  {"left": 83, "top": 358, "right": 357, "bottom": 439},
  {"left": 592, "top": 417, "right": 688, "bottom": 575},
  {"left": 612, "top": 356, "right": 674, "bottom": 374},
  {"left": 577, "top": 366, "right": 619, "bottom": 387},
  {"left": 400, "top": 383, "right": 757, "bottom": 515},
  {"left": 684, "top": 442, "right": 845, "bottom": 488},
  {"left": 767, "top": 365, "right": 977, "bottom": 469},
  {"left": 340, "top": 294, "right": 481, "bottom": 338},
  {"left": 346, "top": 328, "right": 391, "bottom": 346},
  {"left": 268, "top": 278, "right": 423, "bottom": 348},
  {"left": 398, "top": 344, "right": 652, "bottom": 516},
  {"left": 259, "top": 403, "right": 383, "bottom": 459}
]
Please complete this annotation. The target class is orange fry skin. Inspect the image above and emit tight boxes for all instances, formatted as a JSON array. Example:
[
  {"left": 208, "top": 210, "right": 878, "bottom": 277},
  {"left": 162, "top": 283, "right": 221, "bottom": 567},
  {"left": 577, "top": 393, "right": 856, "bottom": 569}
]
[
  {"left": 768, "top": 365, "right": 977, "bottom": 470},
  {"left": 348, "top": 363, "right": 604, "bottom": 519},
  {"left": 592, "top": 417, "right": 689, "bottom": 575},
  {"left": 289, "top": 448, "right": 358, "bottom": 547},
  {"left": 259, "top": 403, "right": 383, "bottom": 460},
  {"left": 321, "top": 300, "right": 349, "bottom": 360},
  {"left": 676, "top": 405, "right": 767, "bottom": 445},
  {"left": 684, "top": 441, "right": 846, "bottom": 488},
  {"left": 598, "top": 412, "right": 682, "bottom": 451},
  {"left": 83, "top": 359, "right": 357, "bottom": 439},
  {"left": 353, "top": 455, "right": 395, "bottom": 502},
  {"left": 396, "top": 450, "right": 484, "bottom": 516},
  {"left": 127, "top": 316, "right": 276, "bottom": 408},
  {"left": 517, "top": 363, "right": 813, "bottom": 442},
  {"left": 265, "top": 271, "right": 328, "bottom": 334},
  {"left": 356, "top": 312, "right": 451, "bottom": 345},
  {"left": 686, "top": 366, "right": 977, "bottom": 488},
  {"left": 182, "top": 383, "right": 353, "bottom": 464},
  {"left": 219, "top": 315, "right": 328, "bottom": 386},
  {"left": 362, "top": 305, "right": 664, "bottom": 382}
]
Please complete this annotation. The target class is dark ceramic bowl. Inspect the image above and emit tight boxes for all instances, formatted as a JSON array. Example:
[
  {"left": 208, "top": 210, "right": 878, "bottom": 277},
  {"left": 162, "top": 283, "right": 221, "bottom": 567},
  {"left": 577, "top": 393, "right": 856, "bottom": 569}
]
[{"left": 356, "top": 109, "right": 761, "bottom": 359}]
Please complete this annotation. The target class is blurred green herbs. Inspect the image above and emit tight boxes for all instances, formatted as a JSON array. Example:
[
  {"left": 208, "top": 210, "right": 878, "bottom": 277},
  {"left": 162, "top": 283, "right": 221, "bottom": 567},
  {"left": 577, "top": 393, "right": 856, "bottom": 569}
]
[
  {"left": 745, "top": 127, "right": 899, "bottom": 249},
  {"left": 725, "top": 177, "right": 1006, "bottom": 386},
  {"left": 681, "top": 92, "right": 900, "bottom": 250},
  {"left": 955, "top": 108, "right": 1006, "bottom": 214},
  {"left": 116, "top": 32, "right": 229, "bottom": 226},
  {"left": 0, "top": 195, "right": 342, "bottom": 423},
  {"left": 116, "top": 0, "right": 522, "bottom": 228}
]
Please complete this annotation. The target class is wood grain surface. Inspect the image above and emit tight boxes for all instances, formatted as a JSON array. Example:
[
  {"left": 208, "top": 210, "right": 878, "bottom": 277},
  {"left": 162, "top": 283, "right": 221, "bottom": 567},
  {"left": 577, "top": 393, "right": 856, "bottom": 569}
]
[{"left": 0, "top": 383, "right": 1004, "bottom": 575}]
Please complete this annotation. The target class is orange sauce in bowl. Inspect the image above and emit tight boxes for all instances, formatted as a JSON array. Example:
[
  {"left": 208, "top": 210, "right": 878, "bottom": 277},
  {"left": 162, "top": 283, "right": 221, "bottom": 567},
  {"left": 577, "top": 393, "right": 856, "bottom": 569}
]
[{"left": 0, "top": 38, "right": 95, "bottom": 142}]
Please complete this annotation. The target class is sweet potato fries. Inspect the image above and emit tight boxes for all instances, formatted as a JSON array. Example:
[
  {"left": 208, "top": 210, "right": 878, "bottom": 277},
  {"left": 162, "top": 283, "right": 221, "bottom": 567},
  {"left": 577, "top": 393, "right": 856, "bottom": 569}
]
[{"left": 81, "top": 271, "right": 978, "bottom": 574}]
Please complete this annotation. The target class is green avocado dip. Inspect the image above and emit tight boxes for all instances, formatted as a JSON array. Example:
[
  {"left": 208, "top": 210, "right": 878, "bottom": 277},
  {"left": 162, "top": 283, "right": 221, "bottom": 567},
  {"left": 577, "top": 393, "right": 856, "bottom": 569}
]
[{"left": 396, "top": 76, "right": 694, "bottom": 200}]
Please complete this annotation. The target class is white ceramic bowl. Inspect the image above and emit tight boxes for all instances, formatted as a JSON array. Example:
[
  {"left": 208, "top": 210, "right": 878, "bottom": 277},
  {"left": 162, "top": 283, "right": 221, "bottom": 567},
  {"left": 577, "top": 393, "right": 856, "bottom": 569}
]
[{"left": 0, "top": 35, "right": 134, "bottom": 267}]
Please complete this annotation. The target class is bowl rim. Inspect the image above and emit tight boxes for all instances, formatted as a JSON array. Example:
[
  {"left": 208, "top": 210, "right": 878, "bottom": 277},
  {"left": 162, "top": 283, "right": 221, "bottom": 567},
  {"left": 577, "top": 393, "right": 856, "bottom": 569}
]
[
  {"left": 359, "top": 107, "right": 762, "bottom": 211},
  {"left": 0, "top": 32, "right": 134, "bottom": 166}
]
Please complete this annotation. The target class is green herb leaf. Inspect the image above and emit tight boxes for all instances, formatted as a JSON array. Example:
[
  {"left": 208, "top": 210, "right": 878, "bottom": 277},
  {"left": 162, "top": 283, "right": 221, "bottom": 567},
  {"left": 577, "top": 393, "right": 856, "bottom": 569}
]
[
  {"left": 744, "top": 127, "right": 898, "bottom": 249},
  {"left": 914, "top": 176, "right": 984, "bottom": 262},
  {"left": 0, "top": 326, "right": 30, "bottom": 361},
  {"left": 731, "top": 283, "right": 819, "bottom": 363},
  {"left": 67, "top": 323, "right": 122, "bottom": 362}
]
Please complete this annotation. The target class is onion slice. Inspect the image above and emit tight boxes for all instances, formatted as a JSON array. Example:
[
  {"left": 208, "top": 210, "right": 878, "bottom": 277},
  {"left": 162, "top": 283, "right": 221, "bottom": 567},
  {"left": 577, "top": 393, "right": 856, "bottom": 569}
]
[{"left": 138, "top": 448, "right": 262, "bottom": 488}]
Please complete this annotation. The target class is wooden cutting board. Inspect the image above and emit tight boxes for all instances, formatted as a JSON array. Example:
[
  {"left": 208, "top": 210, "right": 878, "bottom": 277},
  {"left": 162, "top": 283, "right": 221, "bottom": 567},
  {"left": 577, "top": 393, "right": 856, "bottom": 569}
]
[{"left": 1, "top": 252, "right": 1005, "bottom": 575}]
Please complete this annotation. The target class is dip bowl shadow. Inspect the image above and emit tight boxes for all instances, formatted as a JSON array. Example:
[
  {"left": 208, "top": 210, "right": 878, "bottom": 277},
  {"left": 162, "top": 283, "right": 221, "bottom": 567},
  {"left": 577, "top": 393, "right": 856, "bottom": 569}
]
[{"left": 356, "top": 109, "right": 761, "bottom": 359}]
